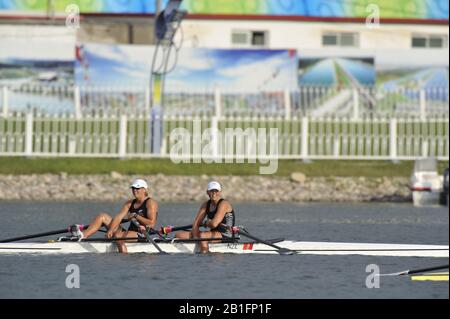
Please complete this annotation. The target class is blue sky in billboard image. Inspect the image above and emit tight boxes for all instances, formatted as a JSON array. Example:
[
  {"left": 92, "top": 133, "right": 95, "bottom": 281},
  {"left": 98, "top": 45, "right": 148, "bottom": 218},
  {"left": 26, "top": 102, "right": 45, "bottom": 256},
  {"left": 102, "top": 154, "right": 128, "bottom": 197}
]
[
  {"left": 75, "top": 44, "right": 150, "bottom": 87},
  {"left": 75, "top": 44, "right": 298, "bottom": 92}
]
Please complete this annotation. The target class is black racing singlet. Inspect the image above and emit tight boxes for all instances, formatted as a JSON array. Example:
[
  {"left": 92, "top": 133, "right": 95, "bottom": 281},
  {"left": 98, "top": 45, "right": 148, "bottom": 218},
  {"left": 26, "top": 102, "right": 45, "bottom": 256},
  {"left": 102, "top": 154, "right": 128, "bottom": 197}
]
[
  {"left": 127, "top": 198, "right": 150, "bottom": 232},
  {"left": 206, "top": 199, "right": 235, "bottom": 238}
]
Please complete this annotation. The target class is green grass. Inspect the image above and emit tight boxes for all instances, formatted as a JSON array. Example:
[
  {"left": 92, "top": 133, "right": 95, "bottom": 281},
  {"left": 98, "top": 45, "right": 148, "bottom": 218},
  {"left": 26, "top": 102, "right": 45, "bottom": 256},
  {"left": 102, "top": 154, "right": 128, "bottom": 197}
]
[{"left": 0, "top": 157, "right": 447, "bottom": 178}]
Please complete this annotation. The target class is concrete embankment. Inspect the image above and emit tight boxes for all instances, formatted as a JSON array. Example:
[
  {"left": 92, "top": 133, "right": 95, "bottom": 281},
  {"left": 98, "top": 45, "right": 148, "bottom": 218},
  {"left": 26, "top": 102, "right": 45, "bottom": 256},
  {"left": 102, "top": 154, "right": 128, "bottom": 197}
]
[{"left": 0, "top": 172, "right": 411, "bottom": 203}]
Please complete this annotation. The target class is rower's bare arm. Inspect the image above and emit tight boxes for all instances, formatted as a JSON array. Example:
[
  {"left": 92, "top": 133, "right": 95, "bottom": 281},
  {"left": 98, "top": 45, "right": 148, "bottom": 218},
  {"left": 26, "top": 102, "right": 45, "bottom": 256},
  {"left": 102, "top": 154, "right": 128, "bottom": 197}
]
[
  {"left": 210, "top": 200, "right": 231, "bottom": 228},
  {"left": 136, "top": 199, "right": 158, "bottom": 228},
  {"left": 192, "top": 202, "right": 207, "bottom": 235}
]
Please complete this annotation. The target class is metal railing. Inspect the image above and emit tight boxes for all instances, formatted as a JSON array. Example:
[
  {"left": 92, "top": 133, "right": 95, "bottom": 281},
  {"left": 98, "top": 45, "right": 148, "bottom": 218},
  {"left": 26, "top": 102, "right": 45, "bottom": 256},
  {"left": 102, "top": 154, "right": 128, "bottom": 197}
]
[{"left": 1, "top": 84, "right": 448, "bottom": 119}]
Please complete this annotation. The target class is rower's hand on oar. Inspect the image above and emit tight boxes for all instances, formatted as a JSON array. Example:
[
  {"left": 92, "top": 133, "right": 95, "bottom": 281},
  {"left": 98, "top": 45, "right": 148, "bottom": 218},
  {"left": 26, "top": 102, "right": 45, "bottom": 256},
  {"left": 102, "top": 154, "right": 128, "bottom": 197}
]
[
  {"left": 106, "top": 229, "right": 114, "bottom": 238},
  {"left": 126, "top": 212, "right": 138, "bottom": 220}
]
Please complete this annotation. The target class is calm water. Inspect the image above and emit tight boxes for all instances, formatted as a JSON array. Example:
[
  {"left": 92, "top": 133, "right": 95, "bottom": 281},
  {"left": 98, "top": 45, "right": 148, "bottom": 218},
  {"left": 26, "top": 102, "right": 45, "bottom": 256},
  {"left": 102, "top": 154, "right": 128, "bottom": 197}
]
[{"left": 0, "top": 201, "right": 448, "bottom": 299}]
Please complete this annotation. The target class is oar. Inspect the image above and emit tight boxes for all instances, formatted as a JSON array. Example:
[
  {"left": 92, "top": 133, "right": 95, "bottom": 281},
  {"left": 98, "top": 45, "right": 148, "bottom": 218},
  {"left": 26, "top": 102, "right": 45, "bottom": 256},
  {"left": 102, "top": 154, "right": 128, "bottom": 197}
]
[
  {"left": 128, "top": 219, "right": 167, "bottom": 254},
  {"left": 74, "top": 236, "right": 235, "bottom": 243},
  {"left": 145, "top": 225, "right": 168, "bottom": 255},
  {"left": 405, "top": 264, "right": 449, "bottom": 275},
  {"left": 379, "top": 264, "right": 449, "bottom": 277},
  {"left": 223, "top": 225, "right": 295, "bottom": 256},
  {"left": 168, "top": 237, "right": 237, "bottom": 243},
  {"left": 61, "top": 237, "right": 142, "bottom": 242},
  {"left": 0, "top": 227, "right": 76, "bottom": 243},
  {"left": 0, "top": 219, "right": 129, "bottom": 243}
]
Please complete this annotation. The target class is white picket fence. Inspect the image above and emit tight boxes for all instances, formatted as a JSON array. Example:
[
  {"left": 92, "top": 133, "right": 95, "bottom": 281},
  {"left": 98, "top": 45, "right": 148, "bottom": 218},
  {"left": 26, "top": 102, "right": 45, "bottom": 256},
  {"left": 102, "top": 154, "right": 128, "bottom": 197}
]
[{"left": 0, "top": 112, "right": 448, "bottom": 161}]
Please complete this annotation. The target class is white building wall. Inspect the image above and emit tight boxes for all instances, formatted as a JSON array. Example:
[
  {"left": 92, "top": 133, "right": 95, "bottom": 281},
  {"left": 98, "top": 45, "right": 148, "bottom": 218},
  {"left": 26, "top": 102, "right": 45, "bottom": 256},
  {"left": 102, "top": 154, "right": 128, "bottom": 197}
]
[
  {"left": 181, "top": 19, "right": 449, "bottom": 66},
  {"left": 182, "top": 19, "right": 449, "bottom": 49}
]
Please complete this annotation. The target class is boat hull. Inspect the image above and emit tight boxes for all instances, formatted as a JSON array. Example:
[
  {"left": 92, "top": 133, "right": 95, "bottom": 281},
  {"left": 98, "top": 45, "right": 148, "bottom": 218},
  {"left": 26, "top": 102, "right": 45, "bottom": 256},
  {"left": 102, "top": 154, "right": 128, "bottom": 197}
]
[{"left": 0, "top": 240, "right": 448, "bottom": 257}]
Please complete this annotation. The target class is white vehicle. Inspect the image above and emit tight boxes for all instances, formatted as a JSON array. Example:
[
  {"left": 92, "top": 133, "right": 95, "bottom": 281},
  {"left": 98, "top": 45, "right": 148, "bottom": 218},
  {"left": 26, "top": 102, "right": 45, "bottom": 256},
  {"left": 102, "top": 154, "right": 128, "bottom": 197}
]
[
  {"left": 443, "top": 168, "right": 449, "bottom": 206},
  {"left": 37, "top": 72, "right": 58, "bottom": 82},
  {"left": 409, "top": 157, "right": 444, "bottom": 207}
]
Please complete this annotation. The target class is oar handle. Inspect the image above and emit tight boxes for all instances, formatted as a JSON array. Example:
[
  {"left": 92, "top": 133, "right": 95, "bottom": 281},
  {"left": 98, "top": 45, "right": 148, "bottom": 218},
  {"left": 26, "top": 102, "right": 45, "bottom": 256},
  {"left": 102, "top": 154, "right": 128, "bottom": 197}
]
[{"left": 159, "top": 224, "right": 192, "bottom": 235}]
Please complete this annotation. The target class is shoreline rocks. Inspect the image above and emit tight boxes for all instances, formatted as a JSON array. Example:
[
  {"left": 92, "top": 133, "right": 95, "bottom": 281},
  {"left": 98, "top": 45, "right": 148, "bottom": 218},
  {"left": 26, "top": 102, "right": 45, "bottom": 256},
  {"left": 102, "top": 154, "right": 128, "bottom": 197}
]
[{"left": 0, "top": 174, "right": 412, "bottom": 203}]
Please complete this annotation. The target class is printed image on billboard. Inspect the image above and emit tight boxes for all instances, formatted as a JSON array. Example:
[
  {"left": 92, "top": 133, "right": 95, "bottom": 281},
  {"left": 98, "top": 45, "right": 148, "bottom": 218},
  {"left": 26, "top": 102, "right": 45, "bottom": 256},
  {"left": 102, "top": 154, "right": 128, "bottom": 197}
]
[
  {"left": 376, "top": 66, "right": 449, "bottom": 113},
  {"left": 0, "top": 26, "right": 75, "bottom": 113},
  {"left": 299, "top": 57, "right": 375, "bottom": 87},
  {"left": 297, "top": 57, "right": 375, "bottom": 116}
]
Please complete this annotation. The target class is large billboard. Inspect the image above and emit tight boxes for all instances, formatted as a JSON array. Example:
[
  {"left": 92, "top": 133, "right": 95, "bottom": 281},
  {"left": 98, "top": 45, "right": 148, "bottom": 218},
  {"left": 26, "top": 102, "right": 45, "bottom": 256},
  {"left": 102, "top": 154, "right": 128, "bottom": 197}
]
[
  {"left": 0, "top": 0, "right": 447, "bottom": 19},
  {"left": 0, "top": 0, "right": 163, "bottom": 14},
  {"left": 182, "top": 0, "right": 448, "bottom": 19}
]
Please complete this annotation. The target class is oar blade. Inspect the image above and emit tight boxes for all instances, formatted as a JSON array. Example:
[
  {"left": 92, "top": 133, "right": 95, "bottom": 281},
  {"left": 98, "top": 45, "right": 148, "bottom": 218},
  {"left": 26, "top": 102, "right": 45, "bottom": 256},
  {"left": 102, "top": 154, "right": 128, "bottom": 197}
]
[
  {"left": 279, "top": 248, "right": 295, "bottom": 256},
  {"left": 231, "top": 226, "right": 295, "bottom": 256}
]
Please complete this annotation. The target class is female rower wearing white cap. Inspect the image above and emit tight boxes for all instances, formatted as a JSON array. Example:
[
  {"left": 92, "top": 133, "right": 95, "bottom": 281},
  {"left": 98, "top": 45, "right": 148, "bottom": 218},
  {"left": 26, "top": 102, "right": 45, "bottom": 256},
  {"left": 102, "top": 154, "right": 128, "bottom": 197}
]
[
  {"left": 69, "top": 178, "right": 158, "bottom": 253},
  {"left": 175, "top": 181, "right": 235, "bottom": 253}
]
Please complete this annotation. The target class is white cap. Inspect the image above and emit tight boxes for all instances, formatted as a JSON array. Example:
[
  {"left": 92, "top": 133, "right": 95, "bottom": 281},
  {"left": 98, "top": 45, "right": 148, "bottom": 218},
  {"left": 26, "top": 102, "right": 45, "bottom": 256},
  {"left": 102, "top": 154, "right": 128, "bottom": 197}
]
[
  {"left": 207, "top": 181, "right": 221, "bottom": 191},
  {"left": 130, "top": 179, "right": 148, "bottom": 190}
]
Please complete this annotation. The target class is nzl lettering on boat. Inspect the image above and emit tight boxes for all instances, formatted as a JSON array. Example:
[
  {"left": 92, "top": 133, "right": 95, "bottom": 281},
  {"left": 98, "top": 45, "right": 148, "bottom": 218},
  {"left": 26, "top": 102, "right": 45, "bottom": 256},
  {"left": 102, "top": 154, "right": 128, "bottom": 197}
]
[{"left": 169, "top": 119, "right": 279, "bottom": 175}]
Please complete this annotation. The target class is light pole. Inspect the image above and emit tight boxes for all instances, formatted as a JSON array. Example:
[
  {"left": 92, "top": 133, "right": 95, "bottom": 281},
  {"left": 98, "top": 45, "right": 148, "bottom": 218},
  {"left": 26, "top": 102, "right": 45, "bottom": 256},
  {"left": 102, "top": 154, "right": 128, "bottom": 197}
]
[
  {"left": 47, "top": 0, "right": 55, "bottom": 20},
  {"left": 156, "top": 0, "right": 162, "bottom": 16},
  {"left": 150, "top": 0, "right": 186, "bottom": 155}
]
